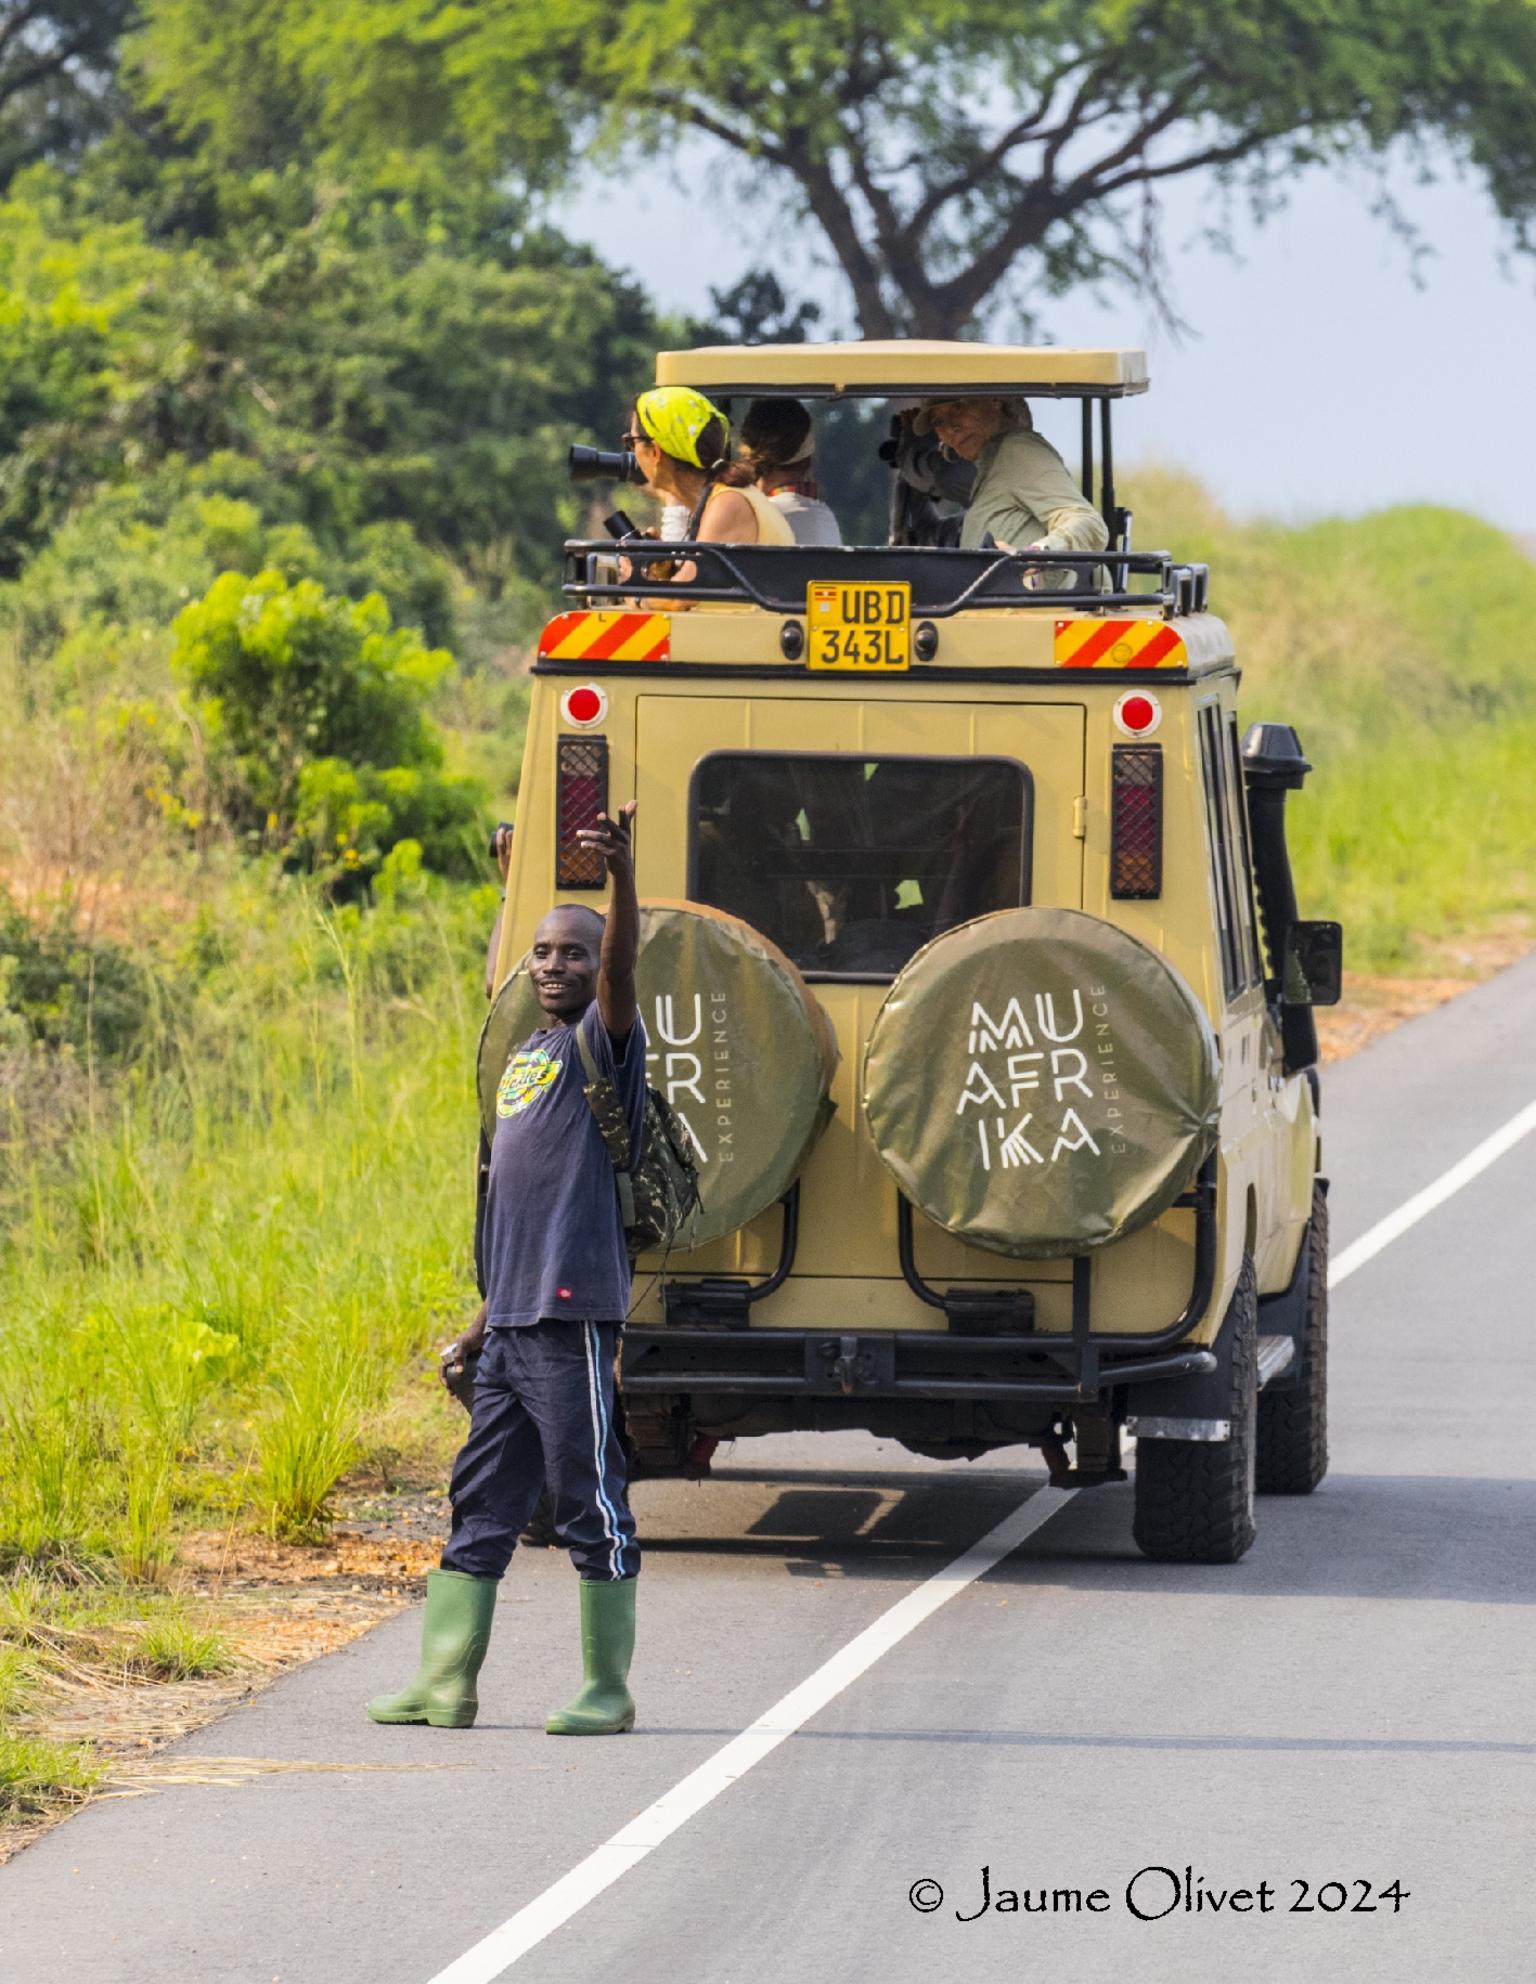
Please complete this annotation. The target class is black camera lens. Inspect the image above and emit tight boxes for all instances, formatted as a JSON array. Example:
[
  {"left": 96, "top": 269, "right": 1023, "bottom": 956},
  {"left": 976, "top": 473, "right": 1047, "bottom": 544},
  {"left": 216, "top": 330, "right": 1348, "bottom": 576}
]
[
  {"left": 569, "top": 445, "right": 644, "bottom": 485},
  {"left": 487, "top": 822, "right": 514, "bottom": 860}
]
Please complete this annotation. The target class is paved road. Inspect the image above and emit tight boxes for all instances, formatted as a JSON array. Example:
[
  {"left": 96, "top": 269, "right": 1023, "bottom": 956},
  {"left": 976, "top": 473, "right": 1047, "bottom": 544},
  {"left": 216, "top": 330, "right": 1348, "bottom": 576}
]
[{"left": 3, "top": 958, "right": 1534, "bottom": 1984}]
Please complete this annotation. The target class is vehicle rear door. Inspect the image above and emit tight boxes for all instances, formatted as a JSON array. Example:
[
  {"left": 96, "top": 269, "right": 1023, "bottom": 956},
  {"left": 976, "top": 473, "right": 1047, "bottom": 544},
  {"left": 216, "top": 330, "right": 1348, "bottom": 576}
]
[{"left": 635, "top": 691, "right": 1086, "bottom": 1287}]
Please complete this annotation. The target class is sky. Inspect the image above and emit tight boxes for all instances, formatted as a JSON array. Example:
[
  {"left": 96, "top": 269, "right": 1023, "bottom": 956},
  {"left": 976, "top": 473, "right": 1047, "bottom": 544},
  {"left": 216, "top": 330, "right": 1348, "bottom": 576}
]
[{"left": 559, "top": 150, "right": 1536, "bottom": 532}]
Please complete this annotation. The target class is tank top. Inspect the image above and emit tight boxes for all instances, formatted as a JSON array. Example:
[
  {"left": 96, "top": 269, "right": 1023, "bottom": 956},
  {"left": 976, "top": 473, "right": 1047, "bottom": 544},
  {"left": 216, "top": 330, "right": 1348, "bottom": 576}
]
[{"left": 702, "top": 481, "right": 795, "bottom": 546}]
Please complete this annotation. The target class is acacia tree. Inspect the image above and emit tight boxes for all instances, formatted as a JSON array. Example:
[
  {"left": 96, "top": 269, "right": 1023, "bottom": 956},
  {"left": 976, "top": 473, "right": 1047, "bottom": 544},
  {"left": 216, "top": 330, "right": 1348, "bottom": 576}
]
[{"left": 134, "top": 0, "right": 1536, "bottom": 337}]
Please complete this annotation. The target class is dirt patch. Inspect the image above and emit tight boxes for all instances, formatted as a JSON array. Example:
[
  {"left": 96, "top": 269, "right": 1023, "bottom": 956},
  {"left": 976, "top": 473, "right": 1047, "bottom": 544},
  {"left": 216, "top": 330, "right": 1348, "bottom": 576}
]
[
  {"left": 1318, "top": 926, "right": 1535, "bottom": 1064},
  {"left": 1319, "top": 973, "right": 1478, "bottom": 1061},
  {"left": 0, "top": 1497, "right": 455, "bottom": 1866},
  {"left": 176, "top": 1522, "right": 446, "bottom": 1590}
]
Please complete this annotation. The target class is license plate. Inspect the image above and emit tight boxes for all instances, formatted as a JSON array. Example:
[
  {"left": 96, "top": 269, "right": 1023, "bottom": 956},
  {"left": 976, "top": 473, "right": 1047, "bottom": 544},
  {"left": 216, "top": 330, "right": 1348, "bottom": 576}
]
[{"left": 806, "top": 582, "right": 910, "bottom": 671}]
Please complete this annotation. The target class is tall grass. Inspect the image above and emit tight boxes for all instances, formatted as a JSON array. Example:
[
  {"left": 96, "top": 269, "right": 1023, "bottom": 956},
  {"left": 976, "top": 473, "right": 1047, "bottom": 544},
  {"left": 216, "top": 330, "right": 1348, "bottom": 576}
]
[
  {"left": 0, "top": 863, "right": 492, "bottom": 1567},
  {"left": 1128, "top": 473, "right": 1536, "bottom": 969}
]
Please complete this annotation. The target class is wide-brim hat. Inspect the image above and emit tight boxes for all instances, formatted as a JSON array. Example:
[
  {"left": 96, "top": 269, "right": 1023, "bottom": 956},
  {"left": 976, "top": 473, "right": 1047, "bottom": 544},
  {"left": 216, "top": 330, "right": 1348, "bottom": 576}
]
[
  {"left": 910, "top": 399, "right": 962, "bottom": 436},
  {"left": 912, "top": 395, "right": 1031, "bottom": 436}
]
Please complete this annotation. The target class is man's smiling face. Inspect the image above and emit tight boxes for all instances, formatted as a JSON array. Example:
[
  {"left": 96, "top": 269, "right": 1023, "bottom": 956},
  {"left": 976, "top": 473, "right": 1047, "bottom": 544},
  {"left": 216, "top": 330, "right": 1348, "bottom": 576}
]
[{"left": 529, "top": 906, "right": 605, "bottom": 1019}]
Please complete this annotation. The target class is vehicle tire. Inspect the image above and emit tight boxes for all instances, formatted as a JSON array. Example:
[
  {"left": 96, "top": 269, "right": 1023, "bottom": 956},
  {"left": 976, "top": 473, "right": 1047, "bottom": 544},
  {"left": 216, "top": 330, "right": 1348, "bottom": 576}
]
[
  {"left": 1132, "top": 1255, "right": 1258, "bottom": 1564},
  {"left": 1256, "top": 1184, "right": 1329, "bottom": 1495}
]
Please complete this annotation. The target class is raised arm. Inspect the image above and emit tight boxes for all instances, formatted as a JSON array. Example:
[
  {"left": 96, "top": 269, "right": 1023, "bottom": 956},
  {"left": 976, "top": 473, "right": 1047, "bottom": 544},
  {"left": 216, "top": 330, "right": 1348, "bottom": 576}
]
[{"left": 578, "top": 801, "right": 639, "bottom": 1043}]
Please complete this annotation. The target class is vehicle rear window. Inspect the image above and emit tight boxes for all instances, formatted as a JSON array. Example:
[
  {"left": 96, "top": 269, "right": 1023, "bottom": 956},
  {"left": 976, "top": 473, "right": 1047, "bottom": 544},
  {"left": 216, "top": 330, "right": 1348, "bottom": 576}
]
[{"left": 689, "top": 753, "right": 1031, "bottom": 979}]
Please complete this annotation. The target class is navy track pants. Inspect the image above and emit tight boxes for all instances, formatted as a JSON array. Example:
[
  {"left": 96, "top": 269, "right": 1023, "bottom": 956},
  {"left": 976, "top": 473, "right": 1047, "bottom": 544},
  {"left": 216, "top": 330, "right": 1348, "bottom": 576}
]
[{"left": 440, "top": 1321, "right": 638, "bottom": 1583}]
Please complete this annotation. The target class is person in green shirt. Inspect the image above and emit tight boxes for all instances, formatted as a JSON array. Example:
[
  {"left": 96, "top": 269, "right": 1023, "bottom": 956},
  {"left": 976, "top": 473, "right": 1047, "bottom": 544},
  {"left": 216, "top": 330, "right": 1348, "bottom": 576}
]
[{"left": 914, "top": 397, "right": 1108, "bottom": 585}]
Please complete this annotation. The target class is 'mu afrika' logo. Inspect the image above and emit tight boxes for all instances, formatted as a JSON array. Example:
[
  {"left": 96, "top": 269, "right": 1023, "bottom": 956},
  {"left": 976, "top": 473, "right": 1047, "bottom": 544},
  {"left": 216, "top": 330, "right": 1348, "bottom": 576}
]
[
  {"left": 644, "top": 992, "right": 722, "bottom": 1167},
  {"left": 954, "top": 986, "right": 1127, "bottom": 1168}
]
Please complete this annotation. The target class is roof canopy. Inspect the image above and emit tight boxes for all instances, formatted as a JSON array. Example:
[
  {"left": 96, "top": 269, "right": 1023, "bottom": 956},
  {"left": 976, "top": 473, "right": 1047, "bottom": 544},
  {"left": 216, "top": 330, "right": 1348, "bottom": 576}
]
[{"left": 655, "top": 340, "right": 1149, "bottom": 399}]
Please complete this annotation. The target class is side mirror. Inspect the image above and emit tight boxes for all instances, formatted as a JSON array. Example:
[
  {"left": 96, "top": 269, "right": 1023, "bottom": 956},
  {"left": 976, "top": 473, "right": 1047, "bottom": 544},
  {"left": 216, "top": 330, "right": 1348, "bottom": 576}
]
[{"left": 1281, "top": 920, "right": 1343, "bottom": 1007}]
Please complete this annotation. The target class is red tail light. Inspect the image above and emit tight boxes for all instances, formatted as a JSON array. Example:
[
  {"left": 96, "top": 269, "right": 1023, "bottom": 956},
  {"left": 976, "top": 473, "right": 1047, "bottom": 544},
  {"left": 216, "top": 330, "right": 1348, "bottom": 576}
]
[
  {"left": 555, "top": 736, "right": 608, "bottom": 888},
  {"left": 1111, "top": 744, "right": 1162, "bottom": 899}
]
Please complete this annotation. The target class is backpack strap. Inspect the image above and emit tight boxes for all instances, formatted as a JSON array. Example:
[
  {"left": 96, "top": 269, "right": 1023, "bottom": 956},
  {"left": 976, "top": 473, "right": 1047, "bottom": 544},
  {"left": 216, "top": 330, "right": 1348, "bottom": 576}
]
[{"left": 573, "top": 1023, "right": 638, "bottom": 1230}]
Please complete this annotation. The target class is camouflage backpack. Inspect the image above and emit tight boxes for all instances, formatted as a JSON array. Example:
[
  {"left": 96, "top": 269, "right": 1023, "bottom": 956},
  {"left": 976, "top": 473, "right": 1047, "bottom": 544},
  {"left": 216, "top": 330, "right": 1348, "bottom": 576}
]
[{"left": 574, "top": 1026, "right": 702, "bottom": 1259}]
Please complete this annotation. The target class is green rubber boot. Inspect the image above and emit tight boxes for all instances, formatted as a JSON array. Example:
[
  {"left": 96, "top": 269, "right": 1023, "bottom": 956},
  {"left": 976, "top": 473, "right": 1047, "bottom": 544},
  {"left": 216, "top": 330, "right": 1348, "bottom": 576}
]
[
  {"left": 545, "top": 1577, "right": 636, "bottom": 1735},
  {"left": 367, "top": 1568, "right": 497, "bottom": 1728}
]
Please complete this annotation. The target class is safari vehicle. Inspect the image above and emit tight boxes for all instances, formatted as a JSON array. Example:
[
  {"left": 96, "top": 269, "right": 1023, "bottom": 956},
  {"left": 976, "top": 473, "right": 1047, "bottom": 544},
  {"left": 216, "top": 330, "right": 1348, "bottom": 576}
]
[{"left": 483, "top": 341, "right": 1341, "bottom": 1565}]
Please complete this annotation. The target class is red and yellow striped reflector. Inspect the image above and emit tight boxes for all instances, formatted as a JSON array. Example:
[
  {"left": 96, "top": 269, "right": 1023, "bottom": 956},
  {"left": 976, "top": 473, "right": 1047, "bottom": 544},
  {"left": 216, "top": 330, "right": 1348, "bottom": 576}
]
[
  {"left": 538, "top": 611, "right": 671, "bottom": 664},
  {"left": 1053, "top": 618, "right": 1186, "bottom": 670}
]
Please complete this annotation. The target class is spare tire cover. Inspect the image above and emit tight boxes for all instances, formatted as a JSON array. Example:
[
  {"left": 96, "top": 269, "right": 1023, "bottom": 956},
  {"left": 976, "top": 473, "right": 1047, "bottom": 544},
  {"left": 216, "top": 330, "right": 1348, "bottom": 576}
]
[
  {"left": 478, "top": 900, "right": 837, "bottom": 1252},
  {"left": 862, "top": 907, "right": 1220, "bottom": 1259}
]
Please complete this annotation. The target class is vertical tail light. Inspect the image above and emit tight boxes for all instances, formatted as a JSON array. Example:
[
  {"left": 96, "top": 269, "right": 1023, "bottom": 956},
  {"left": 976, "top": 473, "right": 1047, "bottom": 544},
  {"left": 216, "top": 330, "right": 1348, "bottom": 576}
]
[
  {"left": 1111, "top": 744, "right": 1162, "bottom": 899},
  {"left": 555, "top": 736, "right": 609, "bottom": 887}
]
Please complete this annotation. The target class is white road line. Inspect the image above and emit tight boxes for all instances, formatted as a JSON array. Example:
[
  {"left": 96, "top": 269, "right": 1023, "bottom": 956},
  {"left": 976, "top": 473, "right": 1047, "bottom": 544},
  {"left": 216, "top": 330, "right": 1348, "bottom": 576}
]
[
  {"left": 424, "top": 1485, "right": 1076, "bottom": 1984},
  {"left": 1329, "top": 1096, "right": 1536, "bottom": 1289},
  {"left": 428, "top": 1094, "right": 1536, "bottom": 1983}
]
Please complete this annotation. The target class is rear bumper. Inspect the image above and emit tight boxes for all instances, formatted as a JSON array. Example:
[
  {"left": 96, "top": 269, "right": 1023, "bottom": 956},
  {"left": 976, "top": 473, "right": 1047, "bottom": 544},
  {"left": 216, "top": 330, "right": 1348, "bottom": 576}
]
[
  {"left": 621, "top": 1326, "right": 1216, "bottom": 1406},
  {"left": 627, "top": 1157, "right": 1222, "bottom": 1409}
]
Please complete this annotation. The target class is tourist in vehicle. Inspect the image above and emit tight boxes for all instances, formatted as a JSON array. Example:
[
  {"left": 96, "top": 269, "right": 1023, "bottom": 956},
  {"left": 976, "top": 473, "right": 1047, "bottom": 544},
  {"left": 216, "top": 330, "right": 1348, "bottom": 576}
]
[
  {"left": 628, "top": 385, "right": 793, "bottom": 564},
  {"left": 368, "top": 805, "right": 646, "bottom": 1737},
  {"left": 914, "top": 397, "right": 1107, "bottom": 580},
  {"left": 739, "top": 398, "right": 842, "bottom": 545}
]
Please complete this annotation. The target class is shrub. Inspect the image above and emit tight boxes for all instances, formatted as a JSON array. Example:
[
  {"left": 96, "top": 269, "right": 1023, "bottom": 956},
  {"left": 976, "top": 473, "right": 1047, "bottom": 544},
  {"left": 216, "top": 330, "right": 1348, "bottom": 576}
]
[
  {"left": 293, "top": 760, "right": 484, "bottom": 882},
  {"left": 172, "top": 568, "right": 485, "bottom": 877},
  {"left": 2, "top": 455, "right": 458, "bottom": 686},
  {"left": 0, "top": 899, "right": 155, "bottom": 1062}
]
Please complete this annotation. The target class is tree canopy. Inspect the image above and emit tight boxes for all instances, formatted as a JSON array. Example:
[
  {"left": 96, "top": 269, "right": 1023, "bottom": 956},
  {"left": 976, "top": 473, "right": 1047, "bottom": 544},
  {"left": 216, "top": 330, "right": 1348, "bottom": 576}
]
[
  {"left": 134, "top": 0, "right": 1536, "bottom": 335},
  {"left": 0, "top": 168, "right": 658, "bottom": 579}
]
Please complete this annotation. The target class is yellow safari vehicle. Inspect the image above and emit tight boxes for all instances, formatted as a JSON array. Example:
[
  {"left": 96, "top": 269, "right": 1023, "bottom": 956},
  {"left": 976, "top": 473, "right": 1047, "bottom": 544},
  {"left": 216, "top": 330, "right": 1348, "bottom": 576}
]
[{"left": 483, "top": 342, "right": 1341, "bottom": 1565}]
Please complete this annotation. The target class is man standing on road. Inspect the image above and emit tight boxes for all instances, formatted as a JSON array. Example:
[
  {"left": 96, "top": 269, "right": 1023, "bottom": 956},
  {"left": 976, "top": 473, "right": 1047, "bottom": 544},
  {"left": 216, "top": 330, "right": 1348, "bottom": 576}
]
[{"left": 368, "top": 803, "right": 646, "bottom": 1735}]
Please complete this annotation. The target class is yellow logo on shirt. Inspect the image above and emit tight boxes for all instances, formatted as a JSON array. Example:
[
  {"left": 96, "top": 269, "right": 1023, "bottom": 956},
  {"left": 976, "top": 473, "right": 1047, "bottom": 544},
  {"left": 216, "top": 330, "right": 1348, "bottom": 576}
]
[{"left": 497, "top": 1048, "right": 562, "bottom": 1117}]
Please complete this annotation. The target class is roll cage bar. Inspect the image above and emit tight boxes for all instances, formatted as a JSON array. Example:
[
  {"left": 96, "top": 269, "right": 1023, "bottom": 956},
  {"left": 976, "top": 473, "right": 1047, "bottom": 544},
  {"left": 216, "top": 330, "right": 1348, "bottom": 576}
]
[{"left": 562, "top": 539, "right": 1211, "bottom": 619}]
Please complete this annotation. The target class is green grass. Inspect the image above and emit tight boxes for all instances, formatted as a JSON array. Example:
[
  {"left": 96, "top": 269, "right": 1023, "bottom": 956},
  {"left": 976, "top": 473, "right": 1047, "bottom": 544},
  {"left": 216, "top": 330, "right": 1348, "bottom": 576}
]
[
  {"left": 0, "top": 1731, "right": 100, "bottom": 1821},
  {"left": 1127, "top": 472, "right": 1536, "bottom": 970},
  {"left": 1, "top": 865, "right": 490, "bottom": 1574},
  {"left": 134, "top": 1605, "right": 233, "bottom": 1681},
  {"left": 0, "top": 864, "right": 484, "bottom": 1827}
]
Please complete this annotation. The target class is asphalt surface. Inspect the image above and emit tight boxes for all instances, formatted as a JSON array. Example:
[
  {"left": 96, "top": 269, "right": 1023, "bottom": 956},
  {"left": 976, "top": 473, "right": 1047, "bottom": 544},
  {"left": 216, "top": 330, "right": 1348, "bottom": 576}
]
[{"left": 3, "top": 956, "right": 1534, "bottom": 1984}]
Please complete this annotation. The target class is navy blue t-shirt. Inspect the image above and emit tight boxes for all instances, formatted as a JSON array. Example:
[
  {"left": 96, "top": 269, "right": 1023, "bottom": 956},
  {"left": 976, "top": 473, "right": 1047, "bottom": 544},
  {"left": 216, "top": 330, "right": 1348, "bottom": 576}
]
[{"left": 483, "top": 1001, "right": 648, "bottom": 1327}]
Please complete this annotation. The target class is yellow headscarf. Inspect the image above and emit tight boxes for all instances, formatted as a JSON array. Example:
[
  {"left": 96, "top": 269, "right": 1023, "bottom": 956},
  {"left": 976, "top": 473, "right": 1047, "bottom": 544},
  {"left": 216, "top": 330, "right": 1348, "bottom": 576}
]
[{"left": 635, "top": 386, "right": 730, "bottom": 470}]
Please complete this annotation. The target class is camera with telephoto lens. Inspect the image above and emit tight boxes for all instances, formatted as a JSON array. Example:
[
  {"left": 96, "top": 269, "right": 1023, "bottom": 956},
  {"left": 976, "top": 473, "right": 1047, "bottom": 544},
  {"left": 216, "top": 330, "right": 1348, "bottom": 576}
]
[
  {"left": 486, "top": 821, "right": 514, "bottom": 860},
  {"left": 569, "top": 444, "right": 644, "bottom": 485}
]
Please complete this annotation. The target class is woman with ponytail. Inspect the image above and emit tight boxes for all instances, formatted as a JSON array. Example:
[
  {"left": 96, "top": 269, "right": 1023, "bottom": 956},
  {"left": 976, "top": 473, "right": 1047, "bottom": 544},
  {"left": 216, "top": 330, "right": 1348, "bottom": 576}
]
[
  {"left": 740, "top": 398, "right": 842, "bottom": 546},
  {"left": 625, "top": 387, "right": 793, "bottom": 584}
]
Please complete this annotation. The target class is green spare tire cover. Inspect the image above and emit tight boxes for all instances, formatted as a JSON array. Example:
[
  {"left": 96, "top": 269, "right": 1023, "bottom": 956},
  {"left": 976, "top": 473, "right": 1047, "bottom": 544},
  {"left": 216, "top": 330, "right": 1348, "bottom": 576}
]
[
  {"left": 862, "top": 907, "right": 1220, "bottom": 1259},
  {"left": 478, "top": 900, "right": 837, "bottom": 1252}
]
